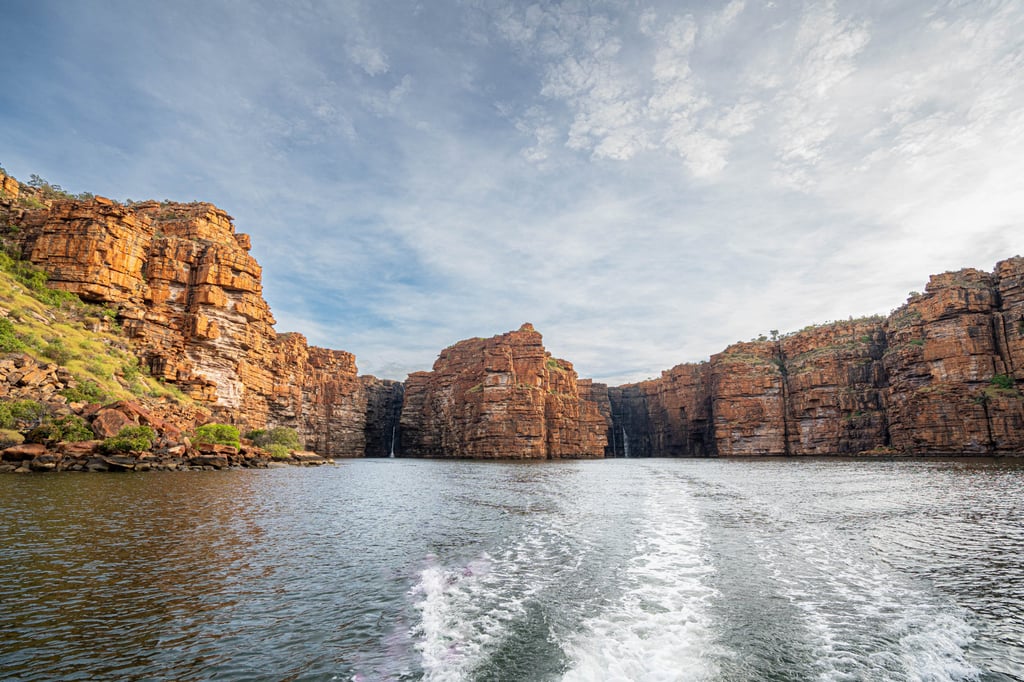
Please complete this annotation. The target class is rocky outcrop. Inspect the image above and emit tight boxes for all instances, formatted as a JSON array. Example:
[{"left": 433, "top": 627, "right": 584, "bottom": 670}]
[
  {"left": 399, "top": 324, "right": 609, "bottom": 458},
  {"left": 4, "top": 190, "right": 371, "bottom": 455},
  {"left": 781, "top": 320, "right": 889, "bottom": 454},
  {"left": 611, "top": 322, "right": 893, "bottom": 456},
  {"left": 882, "top": 261, "right": 1024, "bottom": 453},
  {"left": 608, "top": 259, "right": 1023, "bottom": 457}
]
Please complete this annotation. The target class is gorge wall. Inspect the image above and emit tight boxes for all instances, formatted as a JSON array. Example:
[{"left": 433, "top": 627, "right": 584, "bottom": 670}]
[
  {"left": 3, "top": 169, "right": 1022, "bottom": 458},
  {"left": 399, "top": 324, "right": 609, "bottom": 458},
  {"left": 610, "top": 258, "right": 1024, "bottom": 456},
  {"left": 0, "top": 173, "right": 375, "bottom": 457}
]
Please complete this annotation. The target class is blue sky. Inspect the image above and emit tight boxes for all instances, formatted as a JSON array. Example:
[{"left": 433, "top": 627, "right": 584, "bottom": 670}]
[{"left": 1, "top": 0, "right": 1022, "bottom": 384}]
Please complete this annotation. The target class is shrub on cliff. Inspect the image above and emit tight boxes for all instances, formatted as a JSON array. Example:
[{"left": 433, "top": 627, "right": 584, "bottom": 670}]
[
  {"left": 27, "top": 414, "right": 93, "bottom": 444},
  {"left": 0, "top": 250, "right": 79, "bottom": 307},
  {"left": 0, "top": 317, "right": 25, "bottom": 352},
  {"left": 251, "top": 426, "right": 301, "bottom": 451},
  {"left": 267, "top": 444, "right": 291, "bottom": 460},
  {"left": 0, "top": 399, "right": 45, "bottom": 429},
  {"left": 990, "top": 374, "right": 1015, "bottom": 390},
  {"left": 194, "top": 423, "right": 240, "bottom": 449},
  {"left": 61, "top": 379, "right": 107, "bottom": 404},
  {"left": 100, "top": 425, "right": 156, "bottom": 453}
]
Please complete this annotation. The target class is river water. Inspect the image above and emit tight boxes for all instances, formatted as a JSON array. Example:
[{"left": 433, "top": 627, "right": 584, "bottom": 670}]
[{"left": 1, "top": 458, "right": 1023, "bottom": 681}]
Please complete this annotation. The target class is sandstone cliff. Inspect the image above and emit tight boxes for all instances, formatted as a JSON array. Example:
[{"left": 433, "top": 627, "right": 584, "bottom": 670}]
[
  {"left": 4, "top": 168, "right": 1022, "bottom": 459},
  {"left": 882, "top": 262, "right": 1024, "bottom": 453},
  {"left": 1, "top": 173, "right": 368, "bottom": 457},
  {"left": 607, "top": 259, "right": 1023, "bottom": 456},
  {"left": 399, "top": 324, "right": 609, "bottom": 458}
]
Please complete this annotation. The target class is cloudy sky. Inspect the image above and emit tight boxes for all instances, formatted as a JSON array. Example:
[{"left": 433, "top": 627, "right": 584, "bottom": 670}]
[{"left": 1, "top": 1, "right": 1022, "bottom": 383}]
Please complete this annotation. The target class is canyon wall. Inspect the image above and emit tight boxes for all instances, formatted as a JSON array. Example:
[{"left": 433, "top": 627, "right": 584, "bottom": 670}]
[
  {"left": 399, "top": 324, "right": 609, "bottom": 458},
  {"left": 1, "top": 179, "right": 368, "bottom": 457},
  {"left": 608, "top": 258, "right": 1023, "bottom": 456},
  {"left": 3, "top": 169, "right": 1022, "bottom": 458}
]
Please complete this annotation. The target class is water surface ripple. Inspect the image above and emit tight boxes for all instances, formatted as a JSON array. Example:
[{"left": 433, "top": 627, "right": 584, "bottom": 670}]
[{"left": 1, "top": 458, "right": 1022, "bottom": 680}]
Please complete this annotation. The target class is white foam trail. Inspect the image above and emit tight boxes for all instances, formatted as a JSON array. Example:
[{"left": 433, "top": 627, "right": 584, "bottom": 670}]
[
  {"left": 410, "top": 556, "right": 507, "bottom": 682},
  {"left": 410, "top": 526, "right": 570, "bottom": 682},
  {"left": 560, "top": 484, "right": 718, "bottom": 682}
]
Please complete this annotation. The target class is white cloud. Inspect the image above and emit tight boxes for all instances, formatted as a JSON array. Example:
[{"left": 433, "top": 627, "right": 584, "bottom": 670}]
[{"left": 5, "top": 0, "right": 1024, "bottom": 385}]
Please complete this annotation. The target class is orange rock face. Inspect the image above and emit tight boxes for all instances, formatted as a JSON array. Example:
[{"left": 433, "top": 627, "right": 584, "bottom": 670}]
[
  {"left": 883, "top": 260, "right": 1024, "bottom": 453},
  {"left": 6, "top": 195, "right": 370, "bottom": 456},
  {"left": 608, "top": 261, "right": 1023, "bottom": 456},
  {"left": 399, "top": 324, "right": 609, "bottom": 458}
]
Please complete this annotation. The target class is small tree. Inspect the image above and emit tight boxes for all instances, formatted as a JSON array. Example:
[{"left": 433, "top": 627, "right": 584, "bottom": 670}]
[
  {"left": 252, "top": 426, "right": 301, "bottom": 450},
  {"left": 193, "top": 423, "right": 240, "bottom": 449}
]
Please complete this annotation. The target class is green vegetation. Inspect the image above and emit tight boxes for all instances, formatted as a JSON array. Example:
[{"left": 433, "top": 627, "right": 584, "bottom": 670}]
[
  {"left": 466, "top": 383, "right": 484, "bottom": 394},
  {"left": 1, "top": 248, "right": 80, "bottom": 307},
  {"left": 0, "top": 399, "right": 46, "bottom": 429},
  {"left": 546, "top": 357, "right": 566, "bottom": 373},
  {"left": 250, "top": 426, "right": 300, "bottom": 451},
  {"left": 267, "top": 444, "right": 292, "bottom": 460},
  {"left": 0, "top": 257, "right": 188, "bottom": 405},
  {"left": 990, "top": 374, "right": 1015, "bottom": 390},
  {"left": 100, "top": 425, "right": 157, "bottom": 453},
  {"left": 27, "top": 414, "right": 94, "bottom": 444},
  {"left": 0, "top": 317, "right": 25, "bottom": 352},
  {"left": 193, "top": 423, "right": 240, "bottom": 449},
  {"left": 61, "top": 379, "right": 108, "bottom": 404},
  {"left": 17, "top": 195, "right": 46, "bottom": 210},
  {"left": 25, "top": 174, "right": 94, "bottom": 202},
  {"left": 908, "top": 339, "right": 925, "bottom": 347}
]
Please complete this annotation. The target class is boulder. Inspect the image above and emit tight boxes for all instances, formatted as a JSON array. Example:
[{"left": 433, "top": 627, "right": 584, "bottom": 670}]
[
  {"left": 91, "top": 409, "right": 136, "bottom": 439},
  {"left": 2, "top": 443, "right": 48, "bottom": 462}
]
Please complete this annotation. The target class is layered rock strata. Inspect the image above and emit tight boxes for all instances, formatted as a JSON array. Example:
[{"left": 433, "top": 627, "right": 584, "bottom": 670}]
[
  {"left": 399, "top": 324, "right": 609, "bottom": 458},
  {"left": 882, "top": 263, "right": 1024, "bottom": 453},
  {"left": 3, "top": 186, "right": 368, "bottom": 457},
  {"left": 609, "top": 258, "right": 1023, "bottom": 456}
]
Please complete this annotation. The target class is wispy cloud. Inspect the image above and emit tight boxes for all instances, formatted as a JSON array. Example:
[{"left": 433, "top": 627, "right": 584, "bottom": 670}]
[{"left": 1, "top": 0, "right": 1022, "bottom": 384}]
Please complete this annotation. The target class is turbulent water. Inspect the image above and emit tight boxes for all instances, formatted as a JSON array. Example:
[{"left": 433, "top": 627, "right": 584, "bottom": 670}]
[{"left": 1, "top": 459, "right": 1023, "bottom": 681}]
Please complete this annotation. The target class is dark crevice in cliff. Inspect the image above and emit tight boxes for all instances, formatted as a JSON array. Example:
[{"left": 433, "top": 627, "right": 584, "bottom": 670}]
[
  {"left": 774, "top": 342, "right": 793, "bottom": 456},
  {"left": 362, "top": 379, "right": 404, "bottom": 457}
]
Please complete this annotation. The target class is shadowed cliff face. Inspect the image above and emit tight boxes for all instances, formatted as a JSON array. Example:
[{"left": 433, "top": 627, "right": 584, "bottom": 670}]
[{"left": 398, "top": 324, "right": 609, "bottom": 458}]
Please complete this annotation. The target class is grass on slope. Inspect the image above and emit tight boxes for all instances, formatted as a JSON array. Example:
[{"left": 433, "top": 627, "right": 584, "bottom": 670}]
[{"left": 0, "top": 251, "right": 186, "bottom": 404}]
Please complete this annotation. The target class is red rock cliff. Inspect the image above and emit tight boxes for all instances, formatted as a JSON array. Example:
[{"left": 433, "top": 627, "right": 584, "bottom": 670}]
[
  {"left": 399, "top": 324, "right": 609, "bottom": 458},
  {"left": 607, "top": 259, "right": 1022, "bottom": 456},
  {"left": 4, "top": 189, "right": 368, "bottom": 457},
  {"left": 883, "top": 260, "right": 1024, "bottom": 453}
]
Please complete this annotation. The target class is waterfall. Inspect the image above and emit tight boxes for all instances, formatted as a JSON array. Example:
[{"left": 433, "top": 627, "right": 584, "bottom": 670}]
[
  {"left": 389, "top": 423, "right": 397, "bottom": 458},
  {"left": 622, "top": 427, "right": 630, "bottom": 458}
]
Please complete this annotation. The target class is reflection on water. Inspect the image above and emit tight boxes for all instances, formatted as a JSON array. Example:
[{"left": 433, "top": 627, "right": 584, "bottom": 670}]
[{"left": 0, "top": 458, "right": 1022, "bottom": 681}]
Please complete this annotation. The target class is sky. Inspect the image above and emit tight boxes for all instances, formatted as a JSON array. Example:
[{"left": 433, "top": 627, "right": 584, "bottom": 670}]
[{"left": 1, "top": 0, "right": 1022, "bottom": 384}]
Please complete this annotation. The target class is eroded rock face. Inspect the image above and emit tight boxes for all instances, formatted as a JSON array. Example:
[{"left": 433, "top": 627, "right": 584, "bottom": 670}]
[
  {"left": 608, "top": 260, "right": 1023, "bottom": 456},
  {"left": 399, "top": 324, "right": 609, "bottom": 458},
  {"left": 6, "top": 195, "right": 368, "bottom": 453},
  {"left": 883, "top": 260, "right": 1024, "bottom": 453}
]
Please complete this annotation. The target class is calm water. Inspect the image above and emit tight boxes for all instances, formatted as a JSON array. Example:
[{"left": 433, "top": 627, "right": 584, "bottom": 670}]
[{"left": 1, "top": 458, "right": 1023, "bottom": 681}]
